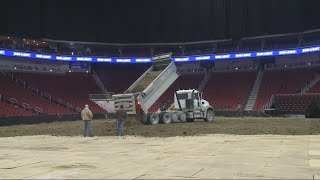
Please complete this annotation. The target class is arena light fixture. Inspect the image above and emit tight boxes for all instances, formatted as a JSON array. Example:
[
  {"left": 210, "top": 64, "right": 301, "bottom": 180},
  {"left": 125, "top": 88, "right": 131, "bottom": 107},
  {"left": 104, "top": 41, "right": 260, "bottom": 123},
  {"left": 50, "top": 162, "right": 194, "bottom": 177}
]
[{"left": 49, "top": 69, "right": 52, "bottom": 72}]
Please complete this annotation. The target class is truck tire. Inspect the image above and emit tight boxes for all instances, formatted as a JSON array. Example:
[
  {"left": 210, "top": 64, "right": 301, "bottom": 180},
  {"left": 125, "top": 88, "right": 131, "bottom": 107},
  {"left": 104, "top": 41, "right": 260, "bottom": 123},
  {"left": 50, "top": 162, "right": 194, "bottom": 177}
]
[
  {"left": 160, "top": 112, "right": 172, "bottom": 124},
  {"left": 179, "top": 112, "right": 187, "bottom": 123},
  {"left": 171, "top": 113, "right": 179, "bottom": 123},
  {"left": 186, "top": 118, "right": 195, "bottom": 122},
  {"left": 204, "top": 110, "right": 214, "bottom": 122},
  {"left": 148, "top": 113, "right": 159, "bottom": 125}
]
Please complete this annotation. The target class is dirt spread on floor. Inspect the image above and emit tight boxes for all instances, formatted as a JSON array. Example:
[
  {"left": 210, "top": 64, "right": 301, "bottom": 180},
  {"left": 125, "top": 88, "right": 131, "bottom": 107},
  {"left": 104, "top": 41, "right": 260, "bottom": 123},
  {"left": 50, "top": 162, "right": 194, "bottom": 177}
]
[
  {"left": 129, "top": 71, "right": 162, "bottom": 93},
  {"left": 1, "top": 117, "right": 320, "bottom": 137}
]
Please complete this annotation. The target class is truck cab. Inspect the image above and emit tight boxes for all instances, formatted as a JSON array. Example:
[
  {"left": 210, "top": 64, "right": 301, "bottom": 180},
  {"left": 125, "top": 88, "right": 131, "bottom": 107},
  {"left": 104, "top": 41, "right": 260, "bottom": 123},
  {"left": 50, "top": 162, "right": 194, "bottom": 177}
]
[
  {"left": 171, "top": 89, "right": 214, "bottom": 123},
  {"left": 174, "top": 89, "right": 210, "bottom": 111}
]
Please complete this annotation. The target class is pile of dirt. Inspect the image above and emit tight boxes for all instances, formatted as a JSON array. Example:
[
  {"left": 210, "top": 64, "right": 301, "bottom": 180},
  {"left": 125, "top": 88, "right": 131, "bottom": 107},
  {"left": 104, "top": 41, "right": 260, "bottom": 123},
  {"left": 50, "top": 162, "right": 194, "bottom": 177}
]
[
  {"left": 129, "top": 71, "right": 162, "bottom": 93},
  {"left": 1, "top": 117, "right": 320, "bottom": 137}
]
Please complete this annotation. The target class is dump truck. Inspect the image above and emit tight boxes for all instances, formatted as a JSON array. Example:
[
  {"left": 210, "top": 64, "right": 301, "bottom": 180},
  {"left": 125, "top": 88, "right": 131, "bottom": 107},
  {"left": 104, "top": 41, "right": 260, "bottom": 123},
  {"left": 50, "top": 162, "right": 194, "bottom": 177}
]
[{"left": 112, "top": 53, "right": 214, "bottom": 125}]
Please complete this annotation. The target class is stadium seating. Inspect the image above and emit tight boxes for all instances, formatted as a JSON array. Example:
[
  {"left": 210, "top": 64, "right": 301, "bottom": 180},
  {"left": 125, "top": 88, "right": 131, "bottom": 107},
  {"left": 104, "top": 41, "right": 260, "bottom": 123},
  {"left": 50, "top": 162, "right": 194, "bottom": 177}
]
[
  {"left": 0, "top": 100, "right": 34, "bottom": 117},
  {"left": 309, "top": 81, "right": 320, "bottom": 93},
  {"left": 274, "top": 94, "right": 320, "bottom": 113},
  {"left": 148, "top": 74, "right": 205, "bottom": 112},
  {"left": 0, "top": 74, "right": 74, "bottom": 115},
  {"left": 202, "top": 71, "right": 256, "bottom": 111},
  {"left": 11, "top": 72, "right": 105, "bottom": 114},
  {"left": 253, "top": 68, "right": 318, "bottom": 111},
  {"left": 95, "top": 69, "right": 145, "bottom": 93}
]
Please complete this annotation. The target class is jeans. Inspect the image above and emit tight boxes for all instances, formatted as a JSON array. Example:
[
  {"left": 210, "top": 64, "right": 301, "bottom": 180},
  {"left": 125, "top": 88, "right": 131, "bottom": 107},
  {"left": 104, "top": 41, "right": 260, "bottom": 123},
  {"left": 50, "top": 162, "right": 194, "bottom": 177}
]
[
  {"left": 84, "top": 121, "right": 93, "bottom": 137},
  {"left": 237, "top": 109, "right": 243, "bottom": 118},
  {"left": 116, "top": 119, "right": 124, "bottom": 136}
]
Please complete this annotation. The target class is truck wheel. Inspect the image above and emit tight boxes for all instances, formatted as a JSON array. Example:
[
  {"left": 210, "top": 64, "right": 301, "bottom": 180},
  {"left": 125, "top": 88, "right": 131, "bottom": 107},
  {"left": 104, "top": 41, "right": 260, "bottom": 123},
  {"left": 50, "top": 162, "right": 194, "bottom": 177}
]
[
  {"left": 204, "top": 110, "right": 214, "bottom": 123},
  {"left": 148, "top": 113, "right": 159, "bottom": 125},
  {"left": 186, "top": 118, "right": 195, "bottom": 122},
  {"left": 161, "top": 112, "right": 172, "bottom": 124},
  {"left": 179, "top": 112, "right": 187, "bottom": 123},
  {"left": 171, "top": 113, "right": 179, "bottom": 123}
]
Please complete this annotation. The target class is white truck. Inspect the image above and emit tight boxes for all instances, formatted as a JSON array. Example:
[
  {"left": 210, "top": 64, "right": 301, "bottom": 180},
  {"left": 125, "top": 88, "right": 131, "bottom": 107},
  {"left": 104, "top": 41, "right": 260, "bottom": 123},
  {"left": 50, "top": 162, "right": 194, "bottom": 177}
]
[
  {"left": 111, "top": 53, "right": 215, "bottom": 125},
  {"left": 146, "top": 89, "right": 215, "bottom": 125}
]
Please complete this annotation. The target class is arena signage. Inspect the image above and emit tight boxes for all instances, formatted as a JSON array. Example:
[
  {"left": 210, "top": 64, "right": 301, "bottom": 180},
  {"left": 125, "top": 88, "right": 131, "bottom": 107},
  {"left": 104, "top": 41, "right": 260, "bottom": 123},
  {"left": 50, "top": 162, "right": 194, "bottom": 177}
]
[{"left": 0, "top": 45, "right": 319, "bottom": 63}]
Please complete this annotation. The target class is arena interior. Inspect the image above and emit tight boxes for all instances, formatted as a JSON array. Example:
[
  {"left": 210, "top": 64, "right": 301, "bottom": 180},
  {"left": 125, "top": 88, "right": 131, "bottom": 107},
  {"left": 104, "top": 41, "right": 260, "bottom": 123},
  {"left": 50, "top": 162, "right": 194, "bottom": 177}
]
[{"left": 1, "top": 0, "right": 320, "bottom": 179}]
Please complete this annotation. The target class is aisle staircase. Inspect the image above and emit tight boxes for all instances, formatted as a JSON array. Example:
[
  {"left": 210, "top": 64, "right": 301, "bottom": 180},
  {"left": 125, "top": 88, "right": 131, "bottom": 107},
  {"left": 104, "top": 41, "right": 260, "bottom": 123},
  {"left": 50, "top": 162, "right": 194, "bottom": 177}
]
[{"left": 244, "top": 68, "right": 264, "bottom": 111}]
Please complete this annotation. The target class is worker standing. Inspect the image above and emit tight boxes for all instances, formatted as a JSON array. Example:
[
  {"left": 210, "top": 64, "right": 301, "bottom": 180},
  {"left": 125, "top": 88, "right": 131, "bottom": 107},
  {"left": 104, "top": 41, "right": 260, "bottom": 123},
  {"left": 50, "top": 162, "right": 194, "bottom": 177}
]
[
  {"left": 81, "top": 104, "right": 93, "bottom": 137},
  {"left": 115, "top": 105, "right": 127, "bottom": 136},
  {"left": 237, "top": 103, "right": 243, "bottom": 118}
]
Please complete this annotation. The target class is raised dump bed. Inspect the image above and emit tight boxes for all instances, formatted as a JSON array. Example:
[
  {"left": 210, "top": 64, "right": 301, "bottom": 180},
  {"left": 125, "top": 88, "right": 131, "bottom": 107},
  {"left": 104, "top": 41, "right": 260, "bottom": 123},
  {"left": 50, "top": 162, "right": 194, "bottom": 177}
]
[
  {"left": 128, "top": 71, "right": 162, "bottom": 93},
  {"left": 113, "top": 53, "right": 179, "bottom": 115}
]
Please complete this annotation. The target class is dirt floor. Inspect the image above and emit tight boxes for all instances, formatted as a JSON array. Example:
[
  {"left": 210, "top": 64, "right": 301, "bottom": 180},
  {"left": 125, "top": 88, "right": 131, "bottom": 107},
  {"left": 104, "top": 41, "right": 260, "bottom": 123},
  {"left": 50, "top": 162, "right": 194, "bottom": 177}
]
[{"left": 1, "top": 116, "right": 320, "bottom": 137}]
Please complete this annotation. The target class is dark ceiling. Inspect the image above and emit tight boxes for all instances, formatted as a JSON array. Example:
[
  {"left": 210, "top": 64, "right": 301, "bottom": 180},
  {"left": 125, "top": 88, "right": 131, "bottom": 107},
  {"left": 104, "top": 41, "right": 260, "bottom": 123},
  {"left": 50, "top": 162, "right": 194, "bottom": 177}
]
[{"left": 0, "top": 0, "right": 319, "bottom": 43}]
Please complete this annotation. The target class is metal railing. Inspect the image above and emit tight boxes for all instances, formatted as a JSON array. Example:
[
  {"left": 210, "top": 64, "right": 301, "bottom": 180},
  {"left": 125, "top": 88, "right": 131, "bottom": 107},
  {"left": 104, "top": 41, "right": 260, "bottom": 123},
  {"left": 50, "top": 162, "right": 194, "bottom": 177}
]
[{"left": 261, "top": 95, "right": 275, "bottom": 112}]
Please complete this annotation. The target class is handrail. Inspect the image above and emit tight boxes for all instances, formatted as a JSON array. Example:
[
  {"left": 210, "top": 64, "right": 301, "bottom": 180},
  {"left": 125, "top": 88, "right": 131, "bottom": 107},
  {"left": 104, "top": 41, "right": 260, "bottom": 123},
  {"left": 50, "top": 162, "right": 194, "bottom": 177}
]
[
  {"left": 9, "top": 98, "right": 17, "bottom": 104},
  {"left": 43, "top": 38, "right": 232, "bottom": 47},
  {"left": 57, "top": 99, "right": 65, "bottom": 105},
  {"left": 275, "top": 93, "right": 320, "bottom": 96},
  {"left": 261, "top": 95, "right": 274, "bottom": 112},
  {"left": 35, "top": 107, "right": 43, "bottom": 113},
  {"left": 41, "top": 92, "right": 52, "bottom": 102},
  {"left": 31, "top": 87, "right": 39, "bottom": 94},
  {"left": 76, "top": 107, "right": 82, "bottom": 113},
  {"left": 89, "top": 93, "right": 115, "bottom": 100},
  {"left": 16, "top": 79, "right": 26, "bottom": 88},
  {"left": 43, "top": 28, "right": 320, "bottom": 46},
  {"left": 22, "top": 102, "right": 31, "bottom": 109},
  {"left": 66, "top": 102, "right": 73, "bottom": 108}
]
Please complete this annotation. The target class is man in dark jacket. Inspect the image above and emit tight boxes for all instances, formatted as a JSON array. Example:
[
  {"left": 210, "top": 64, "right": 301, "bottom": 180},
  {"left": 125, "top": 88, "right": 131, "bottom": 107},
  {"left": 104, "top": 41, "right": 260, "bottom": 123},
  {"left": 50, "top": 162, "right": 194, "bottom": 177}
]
[
  {"left": 237, "top": 103, "right": 243, "bottom": 118},
  {"left": 115, "top": 105, "right": 127, "bottom": 136}
]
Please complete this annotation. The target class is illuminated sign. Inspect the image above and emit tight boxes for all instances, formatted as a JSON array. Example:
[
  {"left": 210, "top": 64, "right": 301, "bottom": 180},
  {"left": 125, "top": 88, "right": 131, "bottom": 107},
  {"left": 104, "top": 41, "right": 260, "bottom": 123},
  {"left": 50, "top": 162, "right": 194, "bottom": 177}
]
[
  {"left": 13, "top": 52, "right": 31, "bottom": 57},
  {"left": 135, "top": 58, "right": 151, "bottom": 63},
  {"left": 0, "top": 45, "right": 319, "bottom": 63},
  {"left": 35, "top": 54, "right": 52, "bottom": 59},
  {"left": 76, "top": 57, "right": 92, "bottom": 61},
  {"left": 195, "top": 56, "right": 210, "bottom": 60},
  {"left": 256, "top": 51, "right": 273, "bottom": 56},
  {"left": 97, "top": 58, "right": 112, "bottom": 62},
  {"left": 302, "top": 47, "right": 320, "bottom": 53},
  {"left": 215, "top": 54, "right": 230, "bottom": 59},
  {"left": 235, "top": 53, "right": 251, "bottom": 58},
  {"left": 278, "top": 50, "right": 297, "bottom": 55},
  {"left": 56, "top": 56, "right": 72, "bottom": 61},
  {"left": 174, "top": 57, "right": 190, "bottom": 62},
  {"left": 116, "top": 59, "right": 131, "bottom": 63}
]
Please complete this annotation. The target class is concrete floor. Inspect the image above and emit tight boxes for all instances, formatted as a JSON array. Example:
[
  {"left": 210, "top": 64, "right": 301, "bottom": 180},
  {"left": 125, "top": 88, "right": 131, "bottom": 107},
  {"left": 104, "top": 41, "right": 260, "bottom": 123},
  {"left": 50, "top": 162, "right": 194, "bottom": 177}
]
[{"left": 0, "top": 135, "right": 320, "bottom": 179}]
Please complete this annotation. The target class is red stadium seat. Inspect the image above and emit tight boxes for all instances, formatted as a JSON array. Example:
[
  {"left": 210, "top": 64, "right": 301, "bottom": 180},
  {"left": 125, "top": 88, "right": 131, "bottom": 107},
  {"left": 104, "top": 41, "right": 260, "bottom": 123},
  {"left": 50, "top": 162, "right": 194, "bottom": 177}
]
[{"left": 253, "top": 68, "right": 318, "bottom": 111}]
